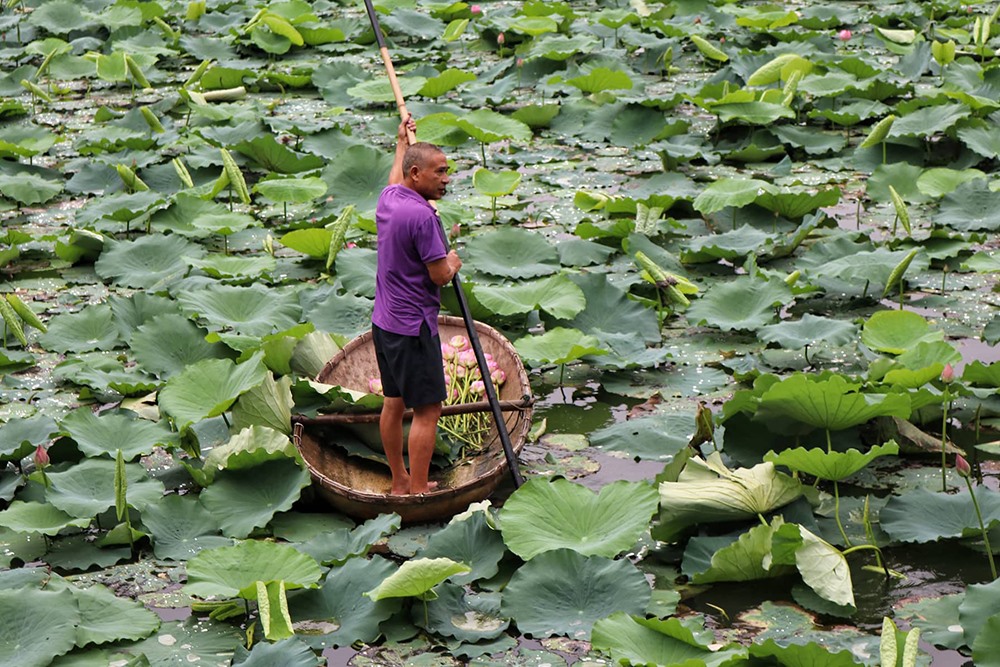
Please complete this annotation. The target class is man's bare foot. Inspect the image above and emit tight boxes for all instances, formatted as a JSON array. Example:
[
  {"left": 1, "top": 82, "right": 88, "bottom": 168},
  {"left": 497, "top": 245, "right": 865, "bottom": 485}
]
[
  {"left": 409, "top": 480, "right": 439, "bottom": 494},
  {"left": 390, "top": 475, "right": 410, "bottom": 496}
]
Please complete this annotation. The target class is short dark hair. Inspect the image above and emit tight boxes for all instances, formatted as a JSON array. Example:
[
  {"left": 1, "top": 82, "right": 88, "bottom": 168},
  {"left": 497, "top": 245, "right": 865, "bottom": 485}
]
[{"left": 403, "top": 142, "right": 444, "bottom": 174}]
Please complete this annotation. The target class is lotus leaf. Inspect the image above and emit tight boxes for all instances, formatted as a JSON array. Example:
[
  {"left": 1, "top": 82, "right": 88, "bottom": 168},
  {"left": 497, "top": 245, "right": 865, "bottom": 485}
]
[
  {"left": 0, "top": 414, "right": 58, "bottom": 461},
  {"left": 281, "top": 228, "right": 333, "bottom": 258},
  {"left": 757, "top": 314, "right": 858, "bottom": 350},
  {"left": 140, "top": 494, "right": 232, "bottom": 561},
  {"left": 0, "top": 171, "right": 64, "bottom": 205},
  {"left": 565, "top": 67, "right": 633, "bottom": 94},
  {"left": 765, "top": 441, "right": 899, "bottom": 482},
  {"left": 754, "top": 186, "right": 840, "bottom": 219},
  {"left": 655, "top": 454, "right": 803, "bottom": 541},
  {"left": 178, "top": 283, "right": 302, "bottom": 337},
  {"left": 51, "top": 354, "right": 159, "bottom": 396},
  {"left": 234, "top": 135, "right": 325, "bottom": 173},
  {"left": 689, "top": 522, "right": 781, "bottom": 584},
  {"left": 961, "top": 578, "right": 1000, "bottom": 649},
  {"left": 131, "top": 314, "right": 236, "bottom": 379},
  {"left": 453, "top": 109, "right": 532, "bottom": 144},
  {"left": 589, "top": 411, "right": 694, "bottom": 461},
  {"left": 471, "top": 168, "right": 521, "bottom": 197},
  {"left": 0, "top": 588, "right": 79, "bottom": 667},
  {"left": 199, "top": 458, "right": 310, "bottom": 538},
  {"left": 158, "top": 353, "right": 269, "bottom": 430},
  {"left": 772, "top": 522, "right": 855, "bottom": 608},
  {"left": 298, "top": 513, "right": 401, "bottom": 567},
  {"left": 500, "top": 548, "right": 650, "bottom": 639},
  {"left": 290, "top": 556, "right": 401, "bottom": 649},
  {"left": 567, "top": 272, "right": 661, "bottom": 344},
  {"left": 880, "top": 487, "right": 1000, "bottom": 543},
  {"left": 500, "top": 478, "right": 658, "bottom": 560},
  {"left": 421, "top": 583, "right": 508, "bottom": 641},
  {"left": 254, "top": 176, "right": 328, "bottom": 203},
  {"left": 108, "top": 292, "right": 180, "bottom": 343},
  {"left": 889, "top": 103, "right": 970, "bottom": 139},
  {"left": 685, "top": 276, "right": 793, "bottom": 332},
  {"left": 45, "top": 458, "right": 165, "bottom": 518},
  {"left": 39, "top": 304, "right": 122, "bottom": 353},
  {"left": 366, "top": 557, "right": 471, "bottom": 601},
  {"left": 591, "top": 612, "right": 744, "bottom": 667},
  {"left": 232, "top": 637, "right": 320, "bottom": 667},
  {"left": 417, "top": 511, "right": 505, "bottom": 584},
  {"left": 419, "top": 68, "right": 476, "bottom": 97},
  {"left": 204, "top": 424, "right": 296, "bottom": 472},
  {"left": 693, "top": 177, "right": 771, "bottom": 216},
  {"left": 683, "top": 225, "right": 775, "bottom": 262},
  {"left": 917, "top": 168, "right": 988, "bottom": 198},
  {"left": 74, "top": 582, "right": 160, "bottom": 646},
  {"left": 935, "top": 179, "right": 1000, "bottom": 232},
  {"left": 59, "top": 408, "right": 178, "bottom": 460},
  {"left": 513, "top": 326, "right": 606, "bottom": 366},
  {"left": 0, "top": 501, "right": 91, "bottom": 535},
  {"left": 749, "top": 638, "right": 861, "bottom": 666},
  {"left": 958, "top": 123, "right": 1000, "bottom": 159},
  {"left": 110, "top": 617, "right": 243, "bottom": 664},
  {"left": 973, "top": 615, "right": 1000, "bottom": 667},
  {"left": 463, "top": 227, "right": 559, "bottom": 279},
  {"left": 321, "top": 145, "right": 395, "bottom": 210},
  {"left": 861, "top": 310, "right": 943, "bottom": 355},
  {"left": 473, "top": 274, "right": 585, "bottom": 320},
  {"left": 756, "top": 374, "right": 910, "bottom": 432},
  {"left": 185, "top": 540, "right": 322, "bottom": 599}
]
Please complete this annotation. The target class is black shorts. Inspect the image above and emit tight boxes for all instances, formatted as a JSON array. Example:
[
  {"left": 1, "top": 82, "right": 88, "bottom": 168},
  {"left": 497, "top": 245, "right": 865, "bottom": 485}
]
[{"left": 372, "top": 323, "right": 447, "bottom": 408}]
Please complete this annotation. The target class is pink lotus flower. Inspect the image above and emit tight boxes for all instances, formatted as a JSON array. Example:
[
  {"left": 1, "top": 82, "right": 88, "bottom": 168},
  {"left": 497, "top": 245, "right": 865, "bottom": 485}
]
[
  {"left": 368, "top": 378, "right": 383, "bottom": 394},
  {"left": 34, "top": 444, "right": 49, "bottom": 469},
  {"left": 942, "top": 363, "right": 955, "bottom": 383},
  {"left": 458, "top": 349, "right": 478, "bottom": 368},
  {"left": 837, "top": 29, "right": 852, "bottom": 41},
  {"left": 470, "top": 380, "right": 486, "bottom": 395},
  {"left": 470, "top": 4, "right": 481, "bottom": 15},
  {"left": 449, "top": 335, "right": 469, "bottom": 351},
  {"left": 956, "top": 454, "right": 972, "bottom": 478},
  {"left": 491, "top": 368, "right": 506, "bottom": 385},
  {"left": 441, "top": 342, "right": 456, "bottom": 361}
]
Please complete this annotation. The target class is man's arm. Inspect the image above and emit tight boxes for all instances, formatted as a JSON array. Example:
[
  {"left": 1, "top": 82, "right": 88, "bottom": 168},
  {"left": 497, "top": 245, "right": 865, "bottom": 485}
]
[
  {"left": 426, "top": 250, "right": 462, "bottom": 286},
  {"left": 388, "top": 116, "right": 416, "bottom": 185}
]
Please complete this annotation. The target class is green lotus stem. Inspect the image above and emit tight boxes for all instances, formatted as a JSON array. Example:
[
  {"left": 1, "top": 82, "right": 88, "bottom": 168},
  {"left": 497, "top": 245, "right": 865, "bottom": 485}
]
[
  {"left": 963, "top": 475, "right": 997, "bottom": 579},
  {"left": 941, "top": 402, "right": 949, "bottom": 492},
  {"left": 833, "top": 481, "right": 852, "bottom": 548},
  {"left": 842, "top": 544, "right": 889, "bottom": 578}
]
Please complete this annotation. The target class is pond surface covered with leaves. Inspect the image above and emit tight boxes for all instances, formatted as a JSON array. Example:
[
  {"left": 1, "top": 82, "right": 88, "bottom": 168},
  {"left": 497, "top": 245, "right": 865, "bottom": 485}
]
[{"left": 5, "top": 0, "right": 1000, "bottom": 664}]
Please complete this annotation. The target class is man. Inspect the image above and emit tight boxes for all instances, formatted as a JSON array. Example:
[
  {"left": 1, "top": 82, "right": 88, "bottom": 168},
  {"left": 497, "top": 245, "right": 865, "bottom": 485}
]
[{"left": 372, "top": 116, "right": 462, "bottom": 495}]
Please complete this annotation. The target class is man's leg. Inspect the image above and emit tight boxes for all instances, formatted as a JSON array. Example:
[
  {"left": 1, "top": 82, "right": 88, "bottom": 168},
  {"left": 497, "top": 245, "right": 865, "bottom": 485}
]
[
  {"left": 380, "top": 396, "right": 409, "bottom": 495},
  {"left": 407, "top": 401, "right": 442, "bottom": 494}
]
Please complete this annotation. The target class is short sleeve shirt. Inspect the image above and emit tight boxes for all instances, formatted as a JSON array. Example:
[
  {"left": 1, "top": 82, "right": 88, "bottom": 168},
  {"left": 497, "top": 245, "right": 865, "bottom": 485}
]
[{"left": 372, "top": 184, "right": 448, "bottom": 336}]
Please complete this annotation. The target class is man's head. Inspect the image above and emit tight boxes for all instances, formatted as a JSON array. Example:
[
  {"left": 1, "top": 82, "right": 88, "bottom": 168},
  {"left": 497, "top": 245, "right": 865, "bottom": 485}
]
[{"left": 402, "top": 142, "right": 449, "bottom": 201}]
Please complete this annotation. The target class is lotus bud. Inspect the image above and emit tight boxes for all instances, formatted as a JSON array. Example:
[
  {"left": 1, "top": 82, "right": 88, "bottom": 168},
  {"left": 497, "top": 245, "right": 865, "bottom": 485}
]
[
  {"left": 34, "top": 444, "right": 49, "bottom": 469},
  {"left": 449, "top": 335, "right": 469, "bottom": 351},
  {"left": 497, "top": 32, "right": 505, "bottom": 45},
  {"left": 956, "top": 454, "right": 972, "bottom": 478},
  {"left": 516, "top": 58, "right": 524, "bottom": 68},
  {"left": 458, "top": 349, "right": 478, "bottom": 368},
  {"left": 441, "top": 342, "right": 456, "bottom": 361},
  {"left": 470, "top": 4, "right": 481, "bottom": 15},
  {"left": 941, "top": 363, "right": 955, "bottom": 383},
  {"left": 837, "top": 29, "right": 852, "bottom": 41},
  {"left": 471, "top": 380, "right": 486, "bottom": 395},
  {"left": 449, "top": 223, "right": 461, "bottom": 241},
  {"left": 368, "top": 378, "right": 383, "bottom": 394},
  {"left": 491, "top": 368, "right": 506, "bottom": 385},
  {"left": 487, "top": 359, "right": 499, "bottom": 373}
]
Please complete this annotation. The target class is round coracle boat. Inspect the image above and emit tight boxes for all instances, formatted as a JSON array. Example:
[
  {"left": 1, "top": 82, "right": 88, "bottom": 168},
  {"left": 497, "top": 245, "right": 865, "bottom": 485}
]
[{"left": 292, "top": 315, "right": 533, "bottom": 524}]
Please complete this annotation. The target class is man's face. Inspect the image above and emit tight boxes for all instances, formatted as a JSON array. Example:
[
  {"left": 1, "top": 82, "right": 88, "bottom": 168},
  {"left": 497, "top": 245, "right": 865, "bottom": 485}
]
[{"left": 410, "top": 152, "right": 450, "bottom": 201}]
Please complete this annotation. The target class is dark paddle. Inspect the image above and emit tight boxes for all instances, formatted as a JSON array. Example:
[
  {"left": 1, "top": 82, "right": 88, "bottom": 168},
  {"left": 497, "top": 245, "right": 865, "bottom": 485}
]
[{"left": 362, "top": 0, "right": 525, "bottom": 488}]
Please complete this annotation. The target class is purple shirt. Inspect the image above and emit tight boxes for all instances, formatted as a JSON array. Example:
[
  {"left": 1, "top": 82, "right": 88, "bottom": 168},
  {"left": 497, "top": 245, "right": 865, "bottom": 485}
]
[{"left": 372, "top": 184, "right": 448, "bottom": 336}]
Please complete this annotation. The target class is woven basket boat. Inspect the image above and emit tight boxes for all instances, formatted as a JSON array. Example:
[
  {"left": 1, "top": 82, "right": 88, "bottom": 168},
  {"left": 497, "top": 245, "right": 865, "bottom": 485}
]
[{"left": 292, "top": 315, "right": 533, "bottom": 524}]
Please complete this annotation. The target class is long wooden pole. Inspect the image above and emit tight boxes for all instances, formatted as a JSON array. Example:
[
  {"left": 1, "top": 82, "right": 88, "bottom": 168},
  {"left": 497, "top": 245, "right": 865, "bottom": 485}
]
[{"left": 361, "top": 0, "right": 524, "bottom": 488}]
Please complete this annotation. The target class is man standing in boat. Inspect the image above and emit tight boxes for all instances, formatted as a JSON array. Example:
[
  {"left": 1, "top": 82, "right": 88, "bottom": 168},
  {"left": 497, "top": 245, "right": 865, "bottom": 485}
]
[{"left": 372, "top": 115, "right": 462, "bottom": 495}]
